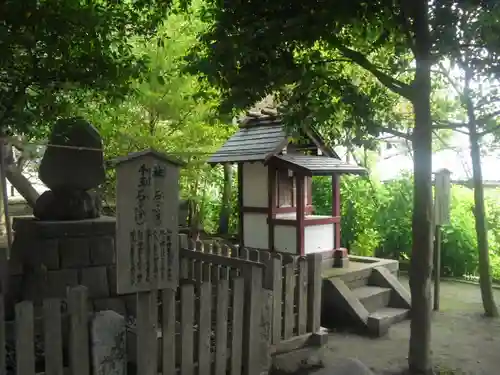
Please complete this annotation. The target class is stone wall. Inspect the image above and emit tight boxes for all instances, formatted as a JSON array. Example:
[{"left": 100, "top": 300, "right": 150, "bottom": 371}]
[{"left": 6, "top": 217, "right": 133, "bottom": 319}]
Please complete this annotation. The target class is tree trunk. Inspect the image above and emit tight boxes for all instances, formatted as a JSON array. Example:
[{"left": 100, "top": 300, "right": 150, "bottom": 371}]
[
  {"left": 218, "top": 163, "right": 233, "bottom": 235},
  {"left": 5, "top": 165, "right": 39, "bottom": 208},
  {"left": 408, "top": 1, "right": 434, "bottom": 373},
  {"left": 465, "top": 87, "right": 499, "bottom": 317},
  {"left": 1, "top": 141, "right": 39, "bottom": 208}
]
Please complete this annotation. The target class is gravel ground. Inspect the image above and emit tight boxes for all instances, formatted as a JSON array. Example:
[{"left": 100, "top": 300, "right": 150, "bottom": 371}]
[{"left": 318, "top": 277, "right": 500, "bottom": 375}]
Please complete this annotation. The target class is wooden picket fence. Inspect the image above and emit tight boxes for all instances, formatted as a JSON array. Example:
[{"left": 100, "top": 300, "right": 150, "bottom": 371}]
[
  {"left": 0, "top": 270, "right": 266, "bottom": 375},
  {"left": 134, "top": 263, "right": 266, "bottom": 375},
  {"left": 0, "top": 286, "right": 89, "bottom": 375},
  {"left": 0, "top": 237, "right": 321, "bottom": 375},
  {"left": 178, "top": 234, "right": 323, "bottom": 350}
]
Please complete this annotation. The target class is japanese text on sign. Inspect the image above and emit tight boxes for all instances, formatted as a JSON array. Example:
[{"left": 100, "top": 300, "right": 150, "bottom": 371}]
[
  {"left": 116, "top": 151, "right": 180, "bottom": 295},
  {"left": 127, "top": 162, "right": 172, "bottom": 287}
]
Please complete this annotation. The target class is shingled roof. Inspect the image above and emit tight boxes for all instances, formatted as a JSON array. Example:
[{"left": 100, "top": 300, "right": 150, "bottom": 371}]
[
  {"left": 208, "top": 107, "right": 338, "bottom": 164},
  {"left": 271, "top": 154, "right": 367, "bottom": 176}
]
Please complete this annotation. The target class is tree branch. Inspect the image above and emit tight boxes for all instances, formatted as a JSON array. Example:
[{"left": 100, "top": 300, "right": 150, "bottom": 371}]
[
  {"left": 477, "top": 124, "right": 500, "bottom": 137},
  {"left": 477, "top": 109, "right": 500, "bottom": 126},
  {"left": 432, "top": 129, "right": 460, "bottom": 152},
  {"left": 437, "top": 62, "right": 463, "bottom": 99},
  {"left": 329, "top": 36, "right": 413, "bottom": 100},
  {"left": 432, "top": 120, "right": 471, "bottom": 135},
  {"left": 397, "top": 0, "right": 417, "bottom": 56},
  {"left": 433, "top": 119, "right": 468, "bottom": 130},
  {"left": 377, "top": 126, "right": 413, "bottom": 140}
]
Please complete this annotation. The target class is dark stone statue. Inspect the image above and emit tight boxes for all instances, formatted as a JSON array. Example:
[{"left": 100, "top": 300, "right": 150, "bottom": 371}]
[{"left": 34, "top": 117, "right": 105, "bottom": 220}]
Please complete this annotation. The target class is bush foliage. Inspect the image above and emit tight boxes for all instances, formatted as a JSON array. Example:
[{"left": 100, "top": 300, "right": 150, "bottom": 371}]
[{"left": 316, "top": 174, "right": 500, "bottom": 280}]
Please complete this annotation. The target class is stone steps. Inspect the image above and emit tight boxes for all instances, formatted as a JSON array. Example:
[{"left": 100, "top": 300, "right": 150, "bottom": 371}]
[
  {"left": 321, "top": 265, "right": 410, "bottom": 337},
  {"left": 351, "top": 283, "right": 409, "bottom": 336},
  {"left": 367, "top": 307, "right": 409, "bottom": 337},
  {"left": 351, "top": 286, "right": 391, "bottom": 313}
]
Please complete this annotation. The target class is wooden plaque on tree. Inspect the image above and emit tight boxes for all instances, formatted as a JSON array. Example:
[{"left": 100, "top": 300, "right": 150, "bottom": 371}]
[{"left": 114, "top": 149, "right": 184, "bottom": 294}]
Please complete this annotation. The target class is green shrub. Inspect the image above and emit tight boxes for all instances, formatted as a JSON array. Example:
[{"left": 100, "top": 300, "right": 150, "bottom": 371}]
[
  {"left": 440, "top": 186, "right": 478, "bottom": 277},
  {"left": 374, "top": 174, "right": 413, "bottom": 260},
  {"left": 311, "top": 173, "right": 500, "bottom": 279}
]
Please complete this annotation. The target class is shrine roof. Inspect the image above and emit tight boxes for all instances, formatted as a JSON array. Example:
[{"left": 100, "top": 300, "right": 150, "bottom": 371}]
[
  {"left": 208, "top": 108, "right": 338, "bottom": 164},
  {"left": 270, "top": 154, "right": 367, "bottom": 176},
  {"left": 111, "top": 148, "right": 186, "bottom": 167}
]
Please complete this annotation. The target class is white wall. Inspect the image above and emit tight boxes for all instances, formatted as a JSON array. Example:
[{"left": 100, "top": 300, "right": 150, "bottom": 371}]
[
  {"left": 242, "top": 162, "right": 268, "bottom": 207},
  {"left": 304, "top": 224, "right": 334, "bottom": 254},
  {"left": 274, "top": 225, "right": 296, "bottom": 254},
  {"left": 243, "top": 212, "right": 269, "bottom": 249}
]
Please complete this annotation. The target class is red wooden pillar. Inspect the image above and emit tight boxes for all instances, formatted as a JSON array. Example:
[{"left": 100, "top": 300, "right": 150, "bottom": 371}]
[
  {"left": 296, "top": 174, "right": 305, "bottom": 255},
  {"left": 268, "top": 167, "right": 276, "bottom": 251},
  {"left": 332, "top": 174, "right": 341, "bottom": 249}
]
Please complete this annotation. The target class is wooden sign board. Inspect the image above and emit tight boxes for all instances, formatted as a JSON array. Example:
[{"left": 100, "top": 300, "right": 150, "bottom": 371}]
[
  {"left": 434, "top": 169, "right": 451, "bottom": 226},
  {"left": 114, "top": 149, "right": 184, "bottom": 295}
]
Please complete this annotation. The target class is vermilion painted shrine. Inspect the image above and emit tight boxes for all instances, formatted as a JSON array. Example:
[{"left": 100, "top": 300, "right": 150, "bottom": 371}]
[
  {"left": 209, "top": 107, "right": 365, "bottom": 259},
  {"left": 209, "top": 106, "right": 412, "bottom": 335}
]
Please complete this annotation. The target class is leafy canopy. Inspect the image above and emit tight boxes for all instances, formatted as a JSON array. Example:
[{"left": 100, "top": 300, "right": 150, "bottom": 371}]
[
  {"left": 0, "top": 0, "right": 174, "bottom": 136},
  {"left": 186, "top": 0, "right": 414, "bottom": 146},
  {"left": 434, "top": 2, "right": 500, "bottom": 138},
  {"left": 186, "top": 0, "right": 496, "bottom": 147},
  {"left": 69, "top": 2, "right": 234, "bottom": 207}
]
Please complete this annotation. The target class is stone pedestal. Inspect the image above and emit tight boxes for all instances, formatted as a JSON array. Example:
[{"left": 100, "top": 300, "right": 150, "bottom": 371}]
[{"left": 6, "top": 217, "right": 129, "bottom": 318}]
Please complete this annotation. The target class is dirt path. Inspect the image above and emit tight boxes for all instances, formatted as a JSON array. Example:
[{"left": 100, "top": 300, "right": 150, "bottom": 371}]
[{"left": 320, "top": 277, "right": 500, "bottom": 375}]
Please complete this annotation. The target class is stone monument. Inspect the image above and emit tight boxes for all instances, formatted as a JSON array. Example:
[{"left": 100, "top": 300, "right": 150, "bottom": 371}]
[{"left": 34, "top": 117, "right": 105, "bottom": 220}]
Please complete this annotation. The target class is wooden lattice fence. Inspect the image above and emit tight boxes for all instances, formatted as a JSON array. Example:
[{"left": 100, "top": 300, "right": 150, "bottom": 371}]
[{"left": 178, "top": 234, "right": 323, "bottom": 351}]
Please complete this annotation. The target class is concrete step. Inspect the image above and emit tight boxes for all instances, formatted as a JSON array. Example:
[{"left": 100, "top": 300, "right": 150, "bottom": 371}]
[
  {"left": 351, "top": 286, "right": 391, "bottom": 312},
  {"left": 367, "top": 307, "right": 409, "bottom": 337}
]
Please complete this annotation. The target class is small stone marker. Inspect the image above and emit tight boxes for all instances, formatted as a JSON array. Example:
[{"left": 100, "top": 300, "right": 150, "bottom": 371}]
[
  {"left": 91, "top": 310, "right": 127, "bottom": 375},
  {"left": 114, "top": 149, "right": 185, "bottom": 294}
]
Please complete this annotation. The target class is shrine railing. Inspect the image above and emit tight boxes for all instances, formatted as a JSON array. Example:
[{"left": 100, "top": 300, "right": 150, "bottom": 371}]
[{"left": 178, "top": 234, "right": 323, "bottom": 350}]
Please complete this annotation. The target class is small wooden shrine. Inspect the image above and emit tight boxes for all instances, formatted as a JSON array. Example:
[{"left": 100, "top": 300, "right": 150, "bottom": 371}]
[{"left": 208, "top": 107, "right": 366, "bottom": 259}]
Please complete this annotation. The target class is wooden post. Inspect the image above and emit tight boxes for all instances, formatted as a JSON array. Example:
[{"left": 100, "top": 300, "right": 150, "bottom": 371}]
[
  {"left": 137, "top": 291, "right": 158, "bottom": 375},
  {"left": 296, "top": 174, "right": 305, "bottom": 255},
  {"left": 306, "top": 253, "right": 322, "bottom": 333},
  {"left": 113, "top": 150, "right": 184, "bottom": 373},
  {"left": 331, "top": 174, "right": 340, "bottom": 249},
  {"left": 16, "top": 301, "right": 35, "bottom": 375},
  {"left": 68, "top": 286, "right": 90, "bottom": 375},
  {"left": 44, "top": 298, "right": 64, "bottom": 375},
  {"left": 242, "top": 265, "right": 263, "bottom": 375},
  {"left": 433, "top": 169, "right": 451, "bottom": 312},
  {"left": 161, "top": 289, "right": 176, "bottom": 375},
  {"left": 237, "top": 162, "right": 244, "bottom": 248},
  {"left": 230, "top": 277, "right": 245, "bottom": 375},
  {"left": 0, "top": 140, "right": 12, "bottom": 254},
  {"left": 268, "top": 166, "right": 276, "bottom": 251},
  {"left": 0, "top": 296, "right": 5, "bottom": 375},
  {"left": 180, "top": 283, "right": 195, "bottom": 375},
  {"left": 270, "top": 255, "right": 283, "bottom": 344},
  {"left": 433, "top": 225, "right": 442, "bottom": 311}
]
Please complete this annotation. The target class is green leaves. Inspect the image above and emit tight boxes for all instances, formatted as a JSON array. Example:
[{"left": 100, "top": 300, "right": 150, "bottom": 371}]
[
  {"left": 0, "top": 0, "right": 174, "bottom": 135},
  {"left": 312, "top": 173, "right": 500, "bottom": 279},
  {"left": 66, "top": 3, "right": 234, "bottom": 214}
]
